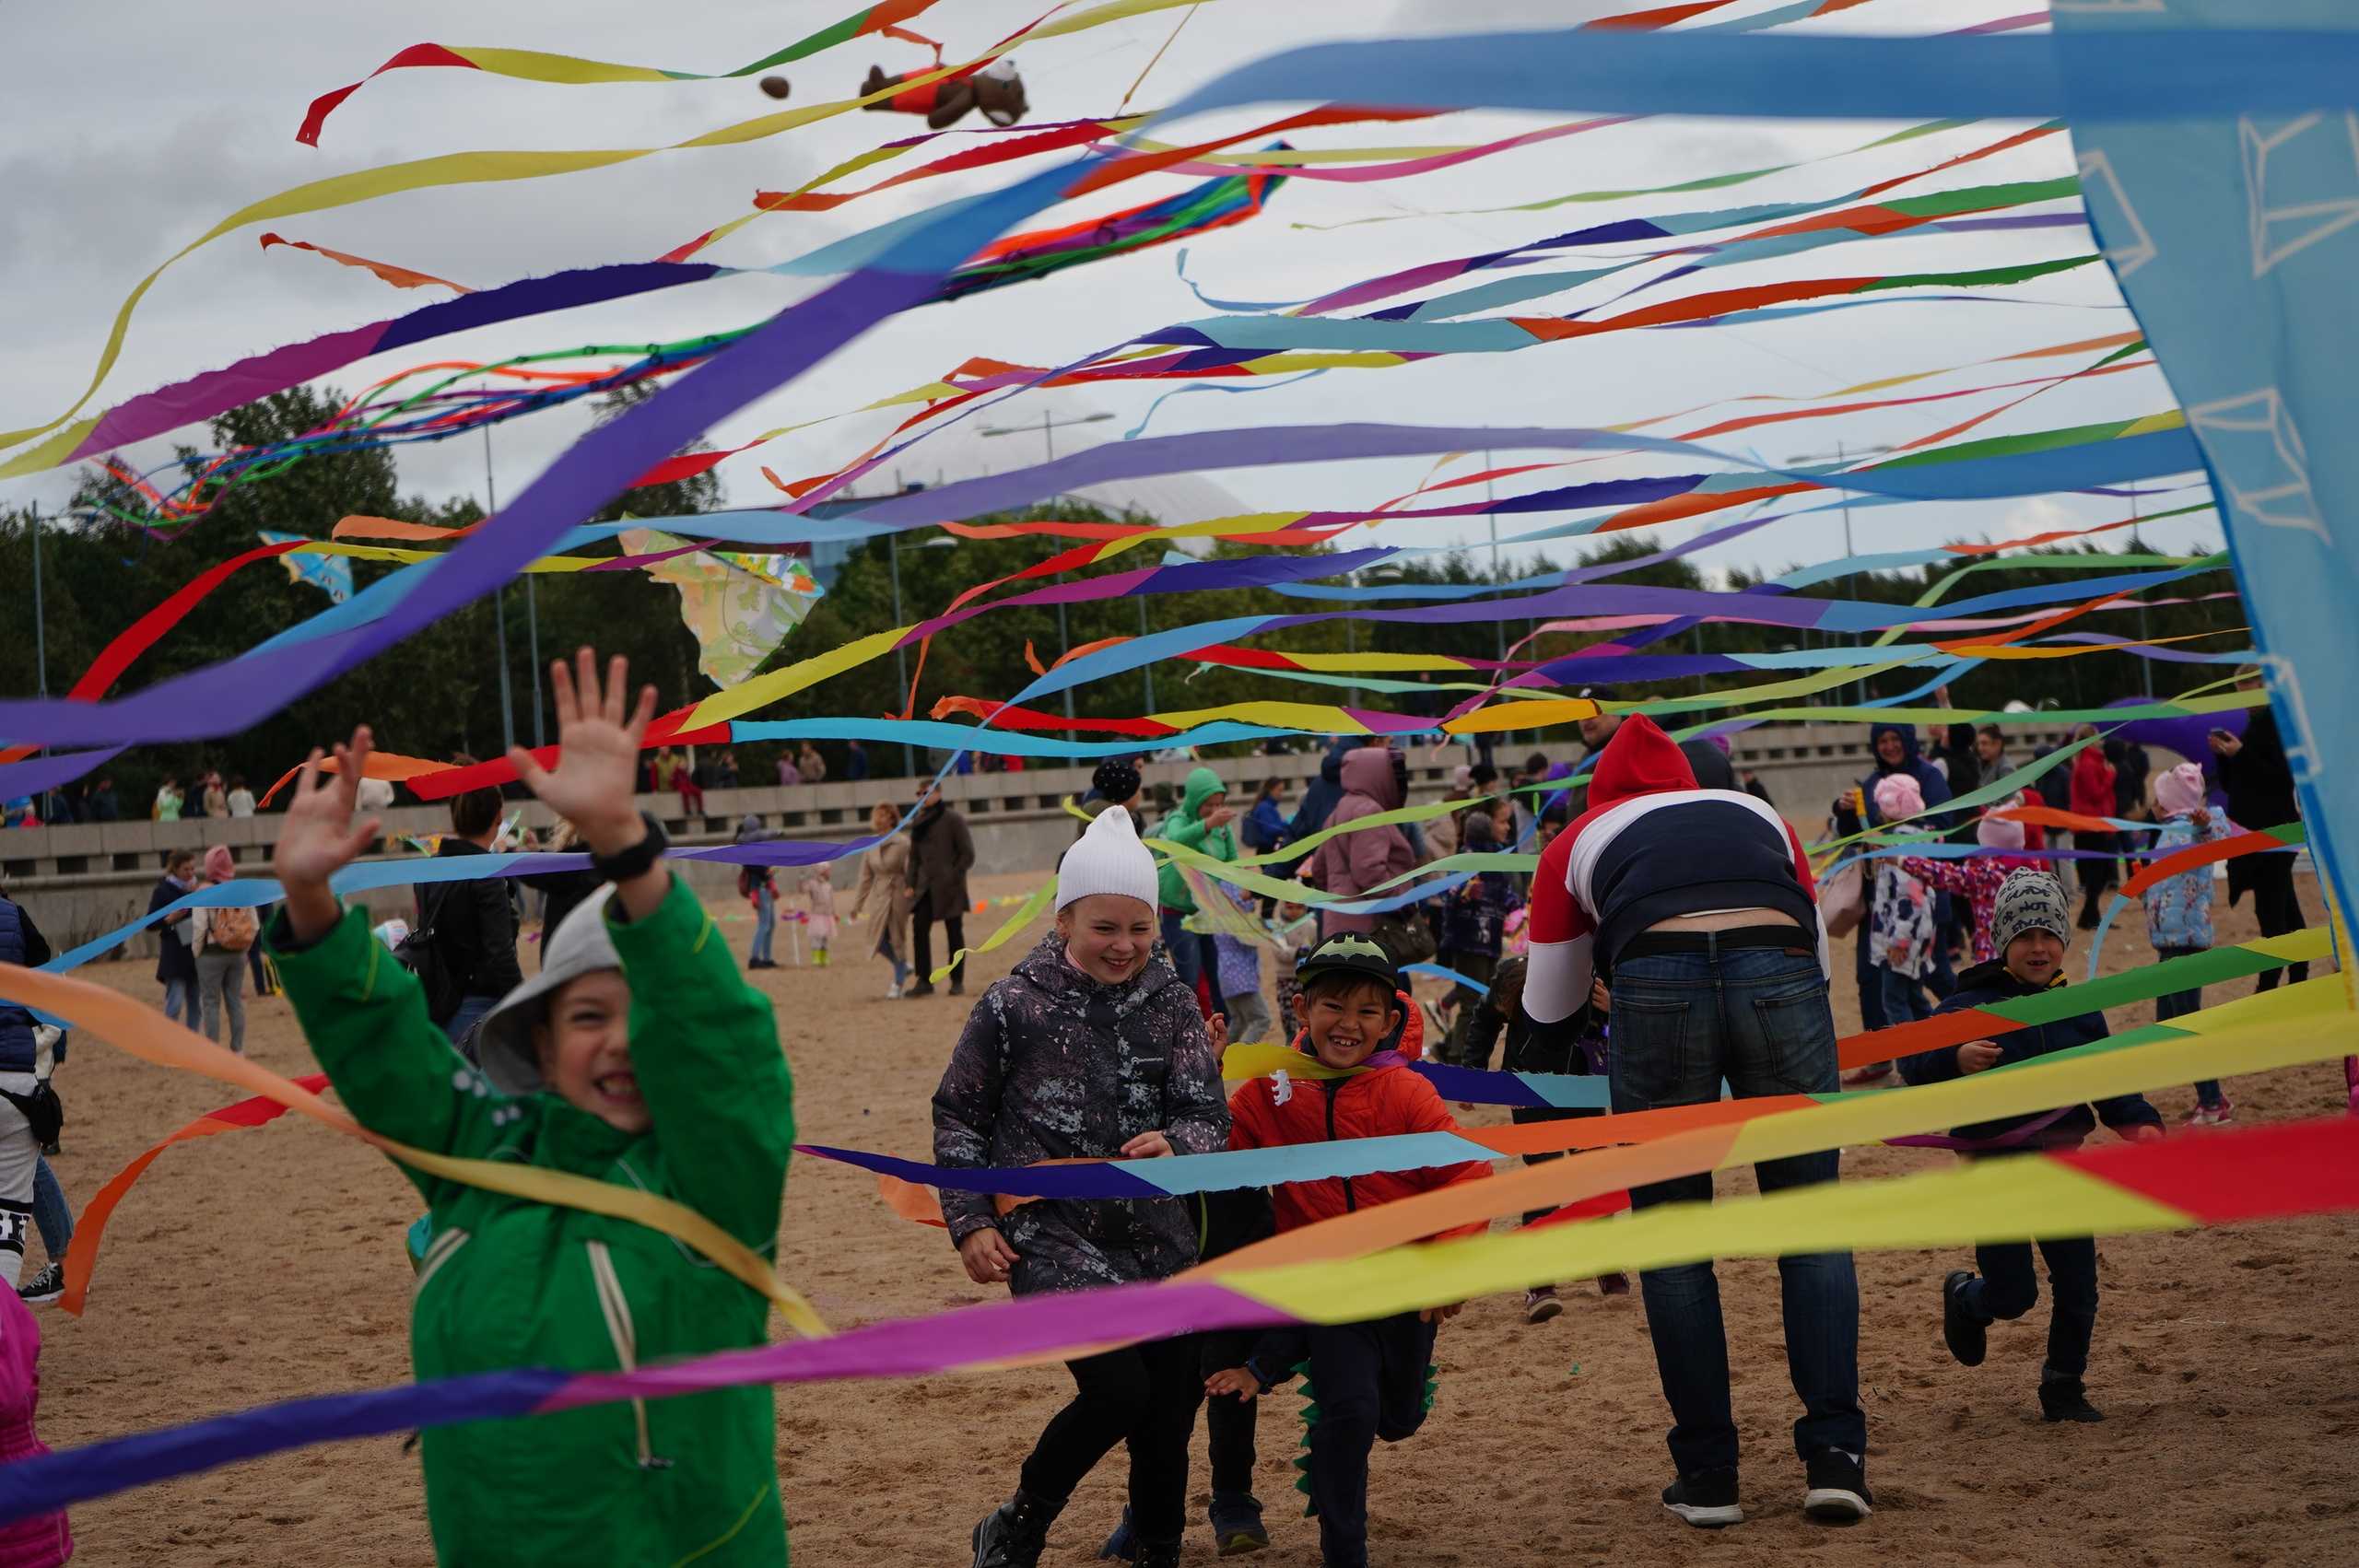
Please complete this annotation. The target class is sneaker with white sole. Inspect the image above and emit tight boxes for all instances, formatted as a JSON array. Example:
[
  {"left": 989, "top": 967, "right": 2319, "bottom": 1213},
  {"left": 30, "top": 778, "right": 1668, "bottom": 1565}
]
[
  {"left": 1522, "top": 1286, "right": 1564, "bottom": 1325},
  {"left": 17, "top": 1262, "right": 63, "bottom": 1305},
  {"left": 1802, "top": 1449, "right": 1872, "bottom": 1523},
  {"left": 1661, "top": 1469, "right": 1743, "bottom": 1528}
]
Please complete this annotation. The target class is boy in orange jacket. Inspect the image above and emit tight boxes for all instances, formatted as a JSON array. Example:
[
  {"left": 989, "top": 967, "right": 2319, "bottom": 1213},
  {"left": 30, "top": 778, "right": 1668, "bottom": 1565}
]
[{"left": 1205, "top": 933, "right": 1488, "bottom": 1568}]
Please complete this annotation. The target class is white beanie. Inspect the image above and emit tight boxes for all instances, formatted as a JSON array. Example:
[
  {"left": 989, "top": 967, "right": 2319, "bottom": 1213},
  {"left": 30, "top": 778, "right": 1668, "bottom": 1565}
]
[{"left": 1058, "top": 804, "right": 1159, "bottom": 914}]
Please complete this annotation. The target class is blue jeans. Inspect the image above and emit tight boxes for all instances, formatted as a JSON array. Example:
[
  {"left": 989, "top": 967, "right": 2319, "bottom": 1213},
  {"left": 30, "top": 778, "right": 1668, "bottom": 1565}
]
[
  {"left": 1608, "top": 937, "right": 1865, "bottom": 1476},
  {"left": 441, "top": 993, "right": 499, "bottom": 1059},
  {"left": 751, "top": 886, "right": 776, "bottom": 965},
  {"left": 32, "top": 1158, "right": 71, "bottom": 1256},
  {"left": 2152, "top": 945, "right": 2218, "bottom": 1105},
  {"left": 1158, "top": 911, "right": 1228, "bottom": 1024},
  {"left": 1876, "top": 964, "right": 1932, "bottom": 1029},
  {"left": 162, "top": 975, "right": 195, "bottom": 1024}
]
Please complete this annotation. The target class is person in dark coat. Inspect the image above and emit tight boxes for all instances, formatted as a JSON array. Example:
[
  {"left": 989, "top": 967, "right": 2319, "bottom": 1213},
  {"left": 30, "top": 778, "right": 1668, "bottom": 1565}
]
[
  {"left": 1902, "top": 870, "right": 2162, "bottom": 1424},
  {"left": 421, "top": 778, "right": 524, "bottom": 1047},
  {"left": 1287, "top": 740, "right": 1356, "bottom": 845},
  {"left": 147, "top": 848, "right": 201, "bottom": 1024},
  {"left": 904, "top": 795, "right": 976, "bottom": 998},
  {"left": 2212, "top": 686, "right": 2308, "bottom": 991}
]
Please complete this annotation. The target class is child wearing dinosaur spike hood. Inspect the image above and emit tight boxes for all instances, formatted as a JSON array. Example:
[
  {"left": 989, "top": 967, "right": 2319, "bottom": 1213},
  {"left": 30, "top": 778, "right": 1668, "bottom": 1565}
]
[
  {"left": 266, "top": 651, "right": 796, "bottom": 1567},
  {"left": 1900, "top": 869, "right": 2163, "bottom": 1424},
  {"left": 1207, "top": 933, "right": 1489, "bottom": 1568},
  {"left": 939, "top": 803, "right": 1229, "bottom": 1568}
]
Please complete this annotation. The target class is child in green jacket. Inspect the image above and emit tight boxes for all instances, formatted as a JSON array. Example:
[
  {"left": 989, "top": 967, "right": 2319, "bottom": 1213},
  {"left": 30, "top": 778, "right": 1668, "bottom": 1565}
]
[{"left": 268, "top": 650, "right": 795, "bottom": 1567}]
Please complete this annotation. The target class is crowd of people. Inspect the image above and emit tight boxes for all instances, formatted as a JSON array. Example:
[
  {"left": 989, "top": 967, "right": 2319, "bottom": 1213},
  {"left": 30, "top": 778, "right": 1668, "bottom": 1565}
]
[{"left": 0, "top": 655, "right": 2328, "bottom": 1567}]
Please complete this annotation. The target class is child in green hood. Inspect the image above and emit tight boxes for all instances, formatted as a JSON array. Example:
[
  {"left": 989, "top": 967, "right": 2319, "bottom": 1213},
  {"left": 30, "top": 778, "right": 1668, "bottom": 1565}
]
[
  {"left": 267, "top": 650, "right": 795, "bottom": 1567},
  {"left": 1153, "top": 766, "right": 1238, "bottom": 1021}
]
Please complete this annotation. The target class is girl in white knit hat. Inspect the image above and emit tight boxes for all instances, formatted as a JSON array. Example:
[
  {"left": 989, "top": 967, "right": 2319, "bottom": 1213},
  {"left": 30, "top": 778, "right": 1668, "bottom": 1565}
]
[{"left": 933, "top": 805, "right": 1229, "bottom": 1568}]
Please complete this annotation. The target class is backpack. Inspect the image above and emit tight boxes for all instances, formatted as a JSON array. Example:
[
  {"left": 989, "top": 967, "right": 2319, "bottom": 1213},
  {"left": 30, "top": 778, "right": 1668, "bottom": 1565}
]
[
  {"left": 395, "top": 883, "right": 467, "bottom": 1024},
  {"left": 210, "top": 906, "right": 259, "bottom": 953}
]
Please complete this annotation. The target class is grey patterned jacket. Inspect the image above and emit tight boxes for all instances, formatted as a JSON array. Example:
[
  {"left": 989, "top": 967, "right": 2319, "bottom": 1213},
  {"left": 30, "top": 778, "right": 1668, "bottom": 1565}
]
[{"left": 932, "top": 934, "right": 1228, "bottom": 1294}]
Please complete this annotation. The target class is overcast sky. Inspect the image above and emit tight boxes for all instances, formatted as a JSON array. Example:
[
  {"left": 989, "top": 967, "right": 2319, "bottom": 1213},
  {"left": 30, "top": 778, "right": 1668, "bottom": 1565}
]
[{"left": 0, "top": 0, "right": 2218, "bottom": 601}]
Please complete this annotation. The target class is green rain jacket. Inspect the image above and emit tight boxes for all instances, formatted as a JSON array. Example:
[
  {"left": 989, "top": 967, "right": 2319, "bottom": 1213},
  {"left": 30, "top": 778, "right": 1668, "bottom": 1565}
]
[
  {"left": 1154, "top": 766, "right": 1238, "bottom": 915},
  {"left": 270, "top": 873, "right": 795, "bottom": 1566}
]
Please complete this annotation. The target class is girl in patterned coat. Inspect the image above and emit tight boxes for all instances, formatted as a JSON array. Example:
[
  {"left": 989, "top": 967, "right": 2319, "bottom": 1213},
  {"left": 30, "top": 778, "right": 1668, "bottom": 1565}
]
[{"left": 935, "top": 804, "right": 1229, "bottom": 1568}]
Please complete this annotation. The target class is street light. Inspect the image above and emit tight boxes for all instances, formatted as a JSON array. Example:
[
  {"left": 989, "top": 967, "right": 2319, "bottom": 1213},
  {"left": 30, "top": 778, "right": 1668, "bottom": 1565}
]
[
  {"left": 978, "top": 411, "right": 1115, "bottom": 727},
  {"left": 886, "top": 533, "right": 959, "bottom": 778},
  {"left": 1787, "top": 439, "right": 1897, "bottom": 709}
]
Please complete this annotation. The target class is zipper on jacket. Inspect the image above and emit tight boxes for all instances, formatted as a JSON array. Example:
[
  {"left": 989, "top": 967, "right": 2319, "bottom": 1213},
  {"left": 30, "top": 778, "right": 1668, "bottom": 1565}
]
[
  {"left": 412, "top": 1226, "right": 469, "bottom": 1299},
  {"left": 586, "top": 1241, "right": 670, "bottom": 1470},
  {"left": 1322, "top": 1082, "right": 1357, "bottom": 1213}
]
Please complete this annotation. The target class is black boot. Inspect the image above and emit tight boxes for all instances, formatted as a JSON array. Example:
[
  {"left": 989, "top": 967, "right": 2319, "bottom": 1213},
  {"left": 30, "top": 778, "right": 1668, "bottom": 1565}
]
[
  {"left": 972, "top": 1489, "right": 1060, "bottom": 1568},
  {"left": 2039, "top": 1373, "right": 2104, "bottom": 1423},
  {"left": 1942, "top": 1270, "right": 1988, "bottom": 1367},
  {"left": 1132, "top": 1535, "right": 1183, "bottom": 1568}
]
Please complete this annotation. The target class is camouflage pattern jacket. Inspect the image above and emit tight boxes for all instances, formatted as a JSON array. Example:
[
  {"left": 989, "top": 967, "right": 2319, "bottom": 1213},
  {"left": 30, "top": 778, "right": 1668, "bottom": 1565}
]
[{"left": 932, "top": 935, "right": 1228, "bottom": 1293}]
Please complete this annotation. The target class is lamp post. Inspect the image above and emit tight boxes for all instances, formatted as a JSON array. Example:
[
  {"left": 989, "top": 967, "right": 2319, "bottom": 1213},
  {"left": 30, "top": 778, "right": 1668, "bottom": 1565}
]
[
  {"left": 980, "top": 411, "right": 1115, "bottom": 727},
  {"left": 484, "top": 425, "right": 546, "bottom": 750},
  {"left": 1787, "top": 439, "right": 1896, "bottom": 708},
  {"left": 886, "top": 533, "right": 959, "bottom": 777},
  {"left": 482, "top": 426, "right": 516, "bottom": 754}
]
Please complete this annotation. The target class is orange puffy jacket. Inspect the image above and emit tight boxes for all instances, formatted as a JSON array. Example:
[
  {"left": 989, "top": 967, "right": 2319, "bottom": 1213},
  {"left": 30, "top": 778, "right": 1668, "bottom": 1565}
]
[{"left": 1226, "top": 1005, "right": 1489, "bottom": 1240}]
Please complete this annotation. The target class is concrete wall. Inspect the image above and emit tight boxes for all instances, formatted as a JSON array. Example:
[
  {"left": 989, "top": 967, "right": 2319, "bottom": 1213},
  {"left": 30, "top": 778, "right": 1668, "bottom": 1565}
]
[{"left": 4, "top": 719, "right": 2080, "bottom": 955}]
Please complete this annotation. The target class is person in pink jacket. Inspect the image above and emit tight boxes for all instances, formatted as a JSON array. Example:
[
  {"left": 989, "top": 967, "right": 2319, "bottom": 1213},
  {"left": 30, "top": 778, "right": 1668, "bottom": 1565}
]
[
  {"left": 0, "top": 1288, "right": 71, "bottom": 1563},
  {"left": 1301, "top": 747, "right": 1416, "bottom": 952}
]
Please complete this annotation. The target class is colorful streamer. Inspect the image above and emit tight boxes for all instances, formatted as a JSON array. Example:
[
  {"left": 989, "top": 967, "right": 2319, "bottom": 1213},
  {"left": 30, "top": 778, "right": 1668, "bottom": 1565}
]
[
  {"left": 4, "top": 1088, "right": 2347, "bottom": 1525},
  {"left": 59, "top": 1076, "right": 327, "bottom": 1316}
]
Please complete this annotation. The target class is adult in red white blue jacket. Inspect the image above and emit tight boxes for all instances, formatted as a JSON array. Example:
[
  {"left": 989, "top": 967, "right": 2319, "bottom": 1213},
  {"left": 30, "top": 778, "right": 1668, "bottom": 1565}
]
[{"left": 1518, "top": 714, "right": 1868, "bottom": 1533}]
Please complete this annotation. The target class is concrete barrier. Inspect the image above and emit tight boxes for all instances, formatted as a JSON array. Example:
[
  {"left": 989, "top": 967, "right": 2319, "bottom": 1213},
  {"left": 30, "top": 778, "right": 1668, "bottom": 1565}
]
[{"left": 3, "top": 720, "right": 2080, "bottom": 957}]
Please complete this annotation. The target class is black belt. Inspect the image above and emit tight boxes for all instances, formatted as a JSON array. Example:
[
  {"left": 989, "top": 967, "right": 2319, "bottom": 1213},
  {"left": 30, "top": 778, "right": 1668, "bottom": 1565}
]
[{"left": 1614, "top": 924, "right": 1813, "bottom": 964}]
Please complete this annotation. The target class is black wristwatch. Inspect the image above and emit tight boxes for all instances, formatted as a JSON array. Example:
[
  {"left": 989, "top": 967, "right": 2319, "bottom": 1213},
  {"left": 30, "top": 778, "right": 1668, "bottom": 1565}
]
[{"left": 589, "top": 810, "right": 668, "bottom": 883}]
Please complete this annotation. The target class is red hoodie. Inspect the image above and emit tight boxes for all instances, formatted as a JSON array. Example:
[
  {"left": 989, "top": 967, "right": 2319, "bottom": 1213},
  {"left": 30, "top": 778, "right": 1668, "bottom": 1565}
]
[
  {"left": 1226, "top": 995, "right": 1488, "bottom": 1239},
  {"left": 1525, "top": 714, "right": 1825, "bottom": 1025}
]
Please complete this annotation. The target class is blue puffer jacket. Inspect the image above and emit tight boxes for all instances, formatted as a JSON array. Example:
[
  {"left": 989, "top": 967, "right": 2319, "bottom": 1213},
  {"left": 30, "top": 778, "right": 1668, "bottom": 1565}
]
[
  {"left": 0, "top": 897, "right": 45, "bottom": 1073},
  {"left": 1897, "top": 957, "right": 2162, "bottom": 1148}
]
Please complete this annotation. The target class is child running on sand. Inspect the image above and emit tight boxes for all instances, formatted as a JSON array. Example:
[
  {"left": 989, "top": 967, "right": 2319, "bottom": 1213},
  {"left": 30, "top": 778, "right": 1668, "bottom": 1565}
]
[
  {"left": 267, "top": 651, "right": 797, "bottom": 1565},
  {"left": 1902, "top": 870, "right": 2164, "bottom": 1423},
  {"left": 935, "top": 804, "right": 1228, "bottom": 1568},
  {"left": 1206, "top": 933, "right": 1489, "bottom": 1568}
]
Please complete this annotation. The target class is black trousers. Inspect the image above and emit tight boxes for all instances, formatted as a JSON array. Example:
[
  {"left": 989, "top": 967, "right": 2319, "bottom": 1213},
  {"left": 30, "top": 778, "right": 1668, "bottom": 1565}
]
[
  {"left": 1302, "top": 1314, "right": 1436, "bottom": 1568},
  {"left": 2246, "top": 855, "right": 2311, "bottom": 991},
  {"left": 1961, "top": 1236, "right": 2099, "bottom": 1379},
  {"left": 2076, "top": 831, "right": 2117, "bottom": 924},
  {"left": 1019, "top": 1337, "right": 1203, "bottom": 1539},
  {"left": 1199, "top": 1328, "right": 1261, "bottom": 1496},
  {"left": 911, "top": 892, "right": 967, "bottom": 989}
]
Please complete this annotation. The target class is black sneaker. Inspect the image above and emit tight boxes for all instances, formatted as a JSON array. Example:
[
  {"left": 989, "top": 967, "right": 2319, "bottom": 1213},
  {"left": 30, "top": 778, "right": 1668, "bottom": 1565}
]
[
  {"left": 904, "top": 981, "right": 938, "bottom": 1000},
  {"left": 2039, "top": 1376, "right": 2105, "bottom": 1423},
  {"left": 1209, "top": 1490, "right": 1268, "bottom": 1556},
  {"left": 1661, "top": 1469, "right": 1743, "bottom": 1528},
  {"left": 972, "top": 1490, "right": 1058, "bottom": 1568},
  {"left": 1942, "top": 1270, "right": 1988, "bottom": 1367},
  {"left": 1803, "top": 1449, "right": 1873, "bottom": 1523},
  {"left": 16, "top": 1262, "right": 63, "bottom": 1305}
]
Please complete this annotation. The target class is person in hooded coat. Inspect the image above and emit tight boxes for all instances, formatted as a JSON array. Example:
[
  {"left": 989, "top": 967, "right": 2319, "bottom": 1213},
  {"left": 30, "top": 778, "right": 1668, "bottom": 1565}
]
[
  {"left": 1522, "top": 715, "right": 1868, "bottom": 1529},
  {"left": 1302, "top": 748, "right": 1417, "bottom": 947},
  {"left": 1152, "top": 766, "right": 1238, "bottom": 1020},
  {"left": 1287, "top": 740, "right": 1356, "bottom": 846},
  {"left": 1830, "top": 721, "right": 1955, "bottom": 1032}
]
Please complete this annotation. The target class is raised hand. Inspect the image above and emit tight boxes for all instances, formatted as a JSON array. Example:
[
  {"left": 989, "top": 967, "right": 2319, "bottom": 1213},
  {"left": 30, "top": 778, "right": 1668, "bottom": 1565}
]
[
  {"left": 274, "top": 726, "right": 383, "bottom": 943},
  {"left": 509, "top": 649, "right": 659, "bottom": 858}
]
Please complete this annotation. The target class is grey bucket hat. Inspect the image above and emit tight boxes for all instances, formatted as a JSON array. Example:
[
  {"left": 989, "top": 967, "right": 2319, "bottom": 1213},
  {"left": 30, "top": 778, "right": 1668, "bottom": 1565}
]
[{"left": 470, "top": 883, "right": 621, "bottom": 1094}]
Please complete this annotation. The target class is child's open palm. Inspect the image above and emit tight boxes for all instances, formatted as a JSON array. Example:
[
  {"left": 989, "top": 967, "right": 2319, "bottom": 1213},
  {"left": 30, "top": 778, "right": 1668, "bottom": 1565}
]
[
  {"left": 275, "top": 726, "right": 381, "bottom": 889},
  {"left": 509, "top": 649, "right": 658, "bottom": 843}
]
